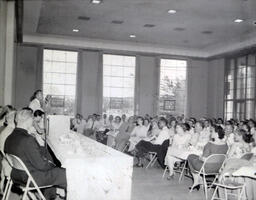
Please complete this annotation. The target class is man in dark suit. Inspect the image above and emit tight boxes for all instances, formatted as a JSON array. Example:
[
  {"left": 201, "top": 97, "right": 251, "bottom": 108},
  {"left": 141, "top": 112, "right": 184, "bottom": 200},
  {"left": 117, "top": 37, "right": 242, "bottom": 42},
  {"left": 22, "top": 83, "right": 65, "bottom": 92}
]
[{"left": 4, "top": 109, "right": 66, "bottom": 200}]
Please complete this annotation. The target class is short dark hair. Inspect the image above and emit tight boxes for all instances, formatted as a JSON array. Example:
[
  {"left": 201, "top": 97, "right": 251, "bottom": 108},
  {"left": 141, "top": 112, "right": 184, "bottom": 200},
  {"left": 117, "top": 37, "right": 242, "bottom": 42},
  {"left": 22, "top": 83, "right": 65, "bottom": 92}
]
[
  {"left": 159, "top": 117, "right": 168, "bottom": 126},
  {"left": 30, "top": 90, "right": 42, "bottom": 102},
  {"left": 214, "top": 125, "right": 225, "bottom": 140},
  {"left": 34, "top": 109, "right": 45, "bottom": 117},
  {"left": 181, "top": 123, "right": 191, "bottom": 131},
  {"left": 238, "top": 129, "right": 254, "bottom": 143}
]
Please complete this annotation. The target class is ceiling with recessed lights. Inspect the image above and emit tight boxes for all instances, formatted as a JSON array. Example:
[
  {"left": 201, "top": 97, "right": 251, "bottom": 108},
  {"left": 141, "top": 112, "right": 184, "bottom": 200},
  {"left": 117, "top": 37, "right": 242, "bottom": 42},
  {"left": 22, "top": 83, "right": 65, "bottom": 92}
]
[{"left": 23, "top": 0, "right": 256, "bottom": 51}]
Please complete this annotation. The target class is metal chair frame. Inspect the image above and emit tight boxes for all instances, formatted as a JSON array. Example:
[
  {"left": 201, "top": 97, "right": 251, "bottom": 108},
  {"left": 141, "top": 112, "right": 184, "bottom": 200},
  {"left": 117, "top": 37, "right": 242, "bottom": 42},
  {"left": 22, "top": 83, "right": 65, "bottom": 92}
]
[
  {"left": 5, "top": 153, "right": 53, "bottom": 200},
  {"left": 145, "top": 152, "right": 157, "bottom": 169},
  {"left": 162, "top": 159, "right": 188, "bottom": 183},
  {"left": 189, "top": 154, "right": 227, "bottom": 200}
]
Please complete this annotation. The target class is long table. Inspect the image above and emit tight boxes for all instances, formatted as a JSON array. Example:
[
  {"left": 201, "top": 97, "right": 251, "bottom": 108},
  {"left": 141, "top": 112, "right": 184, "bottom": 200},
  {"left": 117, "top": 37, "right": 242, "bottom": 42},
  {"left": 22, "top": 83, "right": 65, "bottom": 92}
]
[{"left": 47, "top": 115, "right": 133, "bottom": 200}]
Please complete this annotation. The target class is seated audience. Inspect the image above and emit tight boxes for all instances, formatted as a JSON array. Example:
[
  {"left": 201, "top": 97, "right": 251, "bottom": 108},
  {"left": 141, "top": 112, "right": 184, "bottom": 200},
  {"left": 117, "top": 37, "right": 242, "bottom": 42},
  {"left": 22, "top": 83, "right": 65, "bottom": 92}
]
[
  {"left": 148, "top": 119, "right": 161, "bottom": 139},
  {"left": 187, "top": 125, "right": 228, "bottom": 190},
  {"left": 0, "top": 105, "right": 14, "bottom": 128},
  {"left": 115, "top": 116, "right": 135, "bottom": 151},
  {"left": 71, "top": 113, "right": 86, "bottom": 134},
  {"left": 168, "top": 118, "right": 176, "bottom": 142},
  {"left": 106, "top": 116, "right": 123, "bottom": 147},
  {"left": 128, "top": 116, "right": 148, "bottom": 152},
  {"left": 164, "top": 123, "right": 191, "bottom": 179},
  {"left": 219, "top": 129, "right": 254, "bottom": 180},
  {"left": 4, "top": 109, "right": 67, "bottom": 200},
  {"left": 224, "top": 123, "right": 235, "bottom": 146},
  {"left": 29, "top": 110, "right": 46, "bottom": 147},
  {"left": 121, "top": 114, "right": 127, "bottom": 123},
  {"left": 133, "top": 117, "right": 169, "bottom": 167}
]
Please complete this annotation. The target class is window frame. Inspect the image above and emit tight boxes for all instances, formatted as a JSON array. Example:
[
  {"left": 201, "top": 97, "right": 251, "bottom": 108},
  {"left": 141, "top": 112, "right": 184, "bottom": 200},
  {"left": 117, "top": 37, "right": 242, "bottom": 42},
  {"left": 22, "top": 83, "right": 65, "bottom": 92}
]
[
  {"left": 42, "top": 48, "right": 78, "bottom": 116},
  {"left": 158, "top": 57, "right": 188, "bottom": 116},
  {"left": 102, "top": 53, "right": 136, "bottom": 116},
  {"left": 224, "top": 54, "right": 256, "bottom": 120}
]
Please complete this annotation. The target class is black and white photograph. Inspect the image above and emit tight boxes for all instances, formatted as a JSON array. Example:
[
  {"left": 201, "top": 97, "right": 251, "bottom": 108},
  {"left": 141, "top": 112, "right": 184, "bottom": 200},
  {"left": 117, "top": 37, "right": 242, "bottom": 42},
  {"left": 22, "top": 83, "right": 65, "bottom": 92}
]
[{"left": 0, "top": 0, "right": 256, "bottom": 200}]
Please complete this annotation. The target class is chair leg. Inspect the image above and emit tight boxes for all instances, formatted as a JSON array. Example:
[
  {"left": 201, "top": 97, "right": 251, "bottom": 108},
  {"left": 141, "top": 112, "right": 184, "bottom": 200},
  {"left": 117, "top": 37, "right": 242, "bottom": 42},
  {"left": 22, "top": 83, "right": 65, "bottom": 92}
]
[
  {"left": 178, "top": 161, "right": 187, "bottom": 183},
  {"left": 210, "top": 185, "right": 218, "bottom": 200},
  {"left": 122, "top": 143, "right": 128, "bottom": 152},
  {"left": 146, "top": 153, "right": 156, "bottom": 169},
  {"left": 151, "top": 156, "right": 157, "bottom": 167},
  {"left": 2, "top": 177, "right": 9, "bottom": 200},
  {"left": 162, "top": 166, "right": 168, "bottom": 179},
  {"left": 238, "top": 184, "right": 245, "bottom": 200},
  {"left": 22, "top": 179, "right": 31, "bottom": 200},
  {"left": 203, "top": 173, "right": 208, "bottom": 200},
  {"left": 4, "top": 179, "right": 12, "bottom": 200}
]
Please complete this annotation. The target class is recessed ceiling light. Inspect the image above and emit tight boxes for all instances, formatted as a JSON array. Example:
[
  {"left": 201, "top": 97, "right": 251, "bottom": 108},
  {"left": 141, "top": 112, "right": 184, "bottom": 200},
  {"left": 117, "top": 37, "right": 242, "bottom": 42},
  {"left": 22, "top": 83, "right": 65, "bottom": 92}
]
[
  {"left": 201, "top": 30, "right": 213, "bottom": 34},
  {"left": 78, "top": 16, "right": 90, "bottom": 21},
  {"left": 168, "top": 9, "right": 177, "bottom": 14},
  {"left": 234, "top": 19, "right": 243, "bottom": 23},
  {"left": 173, "top": 27, "right": 186, "bottom": 31},
  {"left": 144, "top": 24, "right": 155, "bottom": 28},
  {"left": 111, "top": 20, "right": 124, "bottom": 24},
  {"left": 73, "top": 29, "right": 79, "bottom": 32},
  {"left": 129, "top": 34, "right": 136, "bottom": 38},
  {"left": 91, "top": 0, "right": 102, "bottom": 4}
]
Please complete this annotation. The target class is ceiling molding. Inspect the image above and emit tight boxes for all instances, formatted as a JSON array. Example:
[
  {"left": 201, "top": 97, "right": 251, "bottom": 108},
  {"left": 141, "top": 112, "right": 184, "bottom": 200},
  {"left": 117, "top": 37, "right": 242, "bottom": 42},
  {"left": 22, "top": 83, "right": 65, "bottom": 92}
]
[
  {"left": 23, "top": 33, "right": 256, "bottom": 59},
  {"left": 23, "top": 34, "right": 209, "bottom": 58}
]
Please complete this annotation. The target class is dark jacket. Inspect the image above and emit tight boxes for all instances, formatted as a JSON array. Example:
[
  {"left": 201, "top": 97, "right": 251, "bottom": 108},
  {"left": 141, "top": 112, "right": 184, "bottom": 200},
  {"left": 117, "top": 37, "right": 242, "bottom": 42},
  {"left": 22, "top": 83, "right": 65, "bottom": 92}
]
[{"left": 4, "top": 127, "right": 66, "bottom": 187}]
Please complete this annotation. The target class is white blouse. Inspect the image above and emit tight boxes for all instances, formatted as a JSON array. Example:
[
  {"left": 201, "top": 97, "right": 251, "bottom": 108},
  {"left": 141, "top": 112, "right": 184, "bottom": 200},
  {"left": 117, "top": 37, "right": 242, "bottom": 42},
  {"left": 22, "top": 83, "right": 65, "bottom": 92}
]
[{"left": 29, "top": 98, "right": 42, "bottom": 112}]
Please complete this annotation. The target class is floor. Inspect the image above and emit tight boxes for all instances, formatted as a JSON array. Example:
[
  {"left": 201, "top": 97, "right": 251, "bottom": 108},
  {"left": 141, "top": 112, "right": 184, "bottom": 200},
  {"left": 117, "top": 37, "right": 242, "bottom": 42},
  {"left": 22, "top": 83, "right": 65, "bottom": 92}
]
[
  {"left": 2, "top": 166, "right": 206, "bottom": 200},
  {"left": 131, "top": 166, "right": 205, "bottom": 200}
]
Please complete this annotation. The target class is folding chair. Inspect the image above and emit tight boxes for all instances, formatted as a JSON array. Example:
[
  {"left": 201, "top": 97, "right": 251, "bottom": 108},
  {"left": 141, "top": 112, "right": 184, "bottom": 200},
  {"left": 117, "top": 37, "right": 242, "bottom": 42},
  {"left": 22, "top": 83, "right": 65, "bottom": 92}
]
[
  {"left": 0, "top": 151, "right": 12, "bottom": 200},
  {"left": 211, "top": 178, "right": 246, "bottom": 200},
  {"left": 162, "top": 159, "right": 188, "bottom": 183},
  {"left": 145, "top": 152, "right": 157, "bottom": 169},
  {"left": 189, "top": 154, "right": 227, "bottom": 200},
  {"left": 6, "top": 153, "right": 53, "bottom": 200},
  {"left": 210, "top": 153, "right": 251, "bottom": 200}
]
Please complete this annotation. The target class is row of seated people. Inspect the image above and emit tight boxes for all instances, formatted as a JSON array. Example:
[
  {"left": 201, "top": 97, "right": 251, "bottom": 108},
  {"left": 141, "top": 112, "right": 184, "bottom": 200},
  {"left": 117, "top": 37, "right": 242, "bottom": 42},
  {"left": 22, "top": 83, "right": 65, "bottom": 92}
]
[
  {"left": 70, "top": 111, "right": 256, "bottom": 199},
  {"left": 2, "top": 93, "right": 256, "bottom": 200},
  {"left": 0, "top": 91, "right": 66, "bottom": 200}
]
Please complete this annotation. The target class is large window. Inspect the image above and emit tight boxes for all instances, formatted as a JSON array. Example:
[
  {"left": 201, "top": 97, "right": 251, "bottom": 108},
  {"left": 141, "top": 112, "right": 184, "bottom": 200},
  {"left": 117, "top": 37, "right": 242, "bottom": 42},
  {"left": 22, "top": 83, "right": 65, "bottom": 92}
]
[
  {"left": 224, "top": 54, "right": 256, "bottom": 120},
  {"left": 43, "top": 49, "right": 78, "bottom": 115},
  {"left": 103, "top": 54, "right": 136, "bottom": 116},
  {"left": 159, "top": 59, "right": 187, "bottom": 116}
]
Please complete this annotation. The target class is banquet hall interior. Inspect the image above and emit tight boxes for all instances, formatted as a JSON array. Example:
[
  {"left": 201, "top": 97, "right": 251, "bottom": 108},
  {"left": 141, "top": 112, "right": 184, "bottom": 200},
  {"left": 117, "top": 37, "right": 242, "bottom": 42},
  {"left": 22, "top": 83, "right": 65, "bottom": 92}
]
[{"left": 1, "top": 0, "right": 256, "bottom": 200}]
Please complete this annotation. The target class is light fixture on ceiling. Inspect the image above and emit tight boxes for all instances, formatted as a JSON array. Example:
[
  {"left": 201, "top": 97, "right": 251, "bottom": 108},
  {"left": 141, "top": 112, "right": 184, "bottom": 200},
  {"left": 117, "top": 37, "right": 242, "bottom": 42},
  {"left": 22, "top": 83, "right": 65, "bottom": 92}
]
[
  {"left": 234, "top": 19, "right": 243, "bottom": 23},
  {"left": 91, "top": 0, "right": 102, "bottom": 4},
  {"left": 111, "top": 20, "right": 124, "bottom": 24},
  {"left": 173, "top": 27, "right": 185, "bottom": 31},
  {"left": 129, "top": 34, "right": 136, "bottom": 38},
  {"left": 73, "top": 29, "right": 79, "bottom": 32},
  {"left": 144, "top": 24, "right": 155, "bottom": 28},
  {"left": 167, "top": 9, "right": 177, "bottom": 14},
  {"left": 78, "top": 16, "right": 90, "bottom": 21},
  {"left": 201, "top": 30, "right": 213, "bottom": 34}
]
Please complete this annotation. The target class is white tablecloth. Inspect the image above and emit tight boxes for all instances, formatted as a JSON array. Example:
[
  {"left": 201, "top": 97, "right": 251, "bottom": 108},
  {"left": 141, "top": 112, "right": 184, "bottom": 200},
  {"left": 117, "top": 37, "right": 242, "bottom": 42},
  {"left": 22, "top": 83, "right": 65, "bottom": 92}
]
[{"left": 47, "top": 115, "right": 133, "bottom": 200}]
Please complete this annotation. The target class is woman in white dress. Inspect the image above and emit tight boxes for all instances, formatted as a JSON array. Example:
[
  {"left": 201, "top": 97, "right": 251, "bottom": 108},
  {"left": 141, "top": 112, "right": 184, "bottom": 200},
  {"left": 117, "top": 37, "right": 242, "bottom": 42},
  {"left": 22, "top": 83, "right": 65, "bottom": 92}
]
[
  {"left": 29, "top": 90, "right": 44, "bottom": 112},
  {"left": 168, "top": 119, "right": 177, "bottom": 143},
  {"left": 128, "top": 117, "right": 148, "bottom": 152},
  {"left": 164, "top": 123, "right": 191, "bottom": 179}
]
